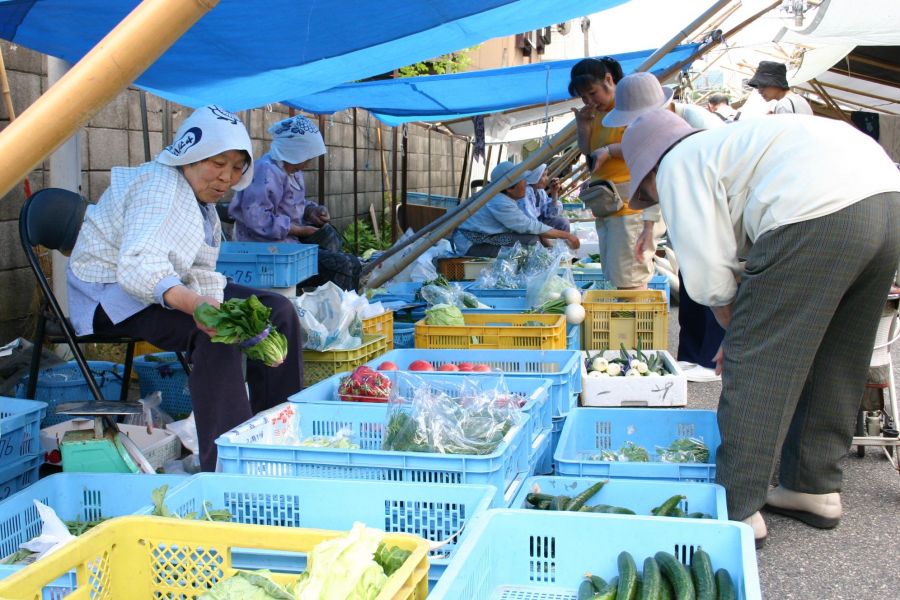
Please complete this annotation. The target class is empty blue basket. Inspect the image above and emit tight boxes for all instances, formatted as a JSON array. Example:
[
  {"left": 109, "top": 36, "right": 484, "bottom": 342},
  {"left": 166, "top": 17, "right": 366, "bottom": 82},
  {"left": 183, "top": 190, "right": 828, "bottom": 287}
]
[{"left": 15, "top": 361, "right": 125, "bottom": 426}]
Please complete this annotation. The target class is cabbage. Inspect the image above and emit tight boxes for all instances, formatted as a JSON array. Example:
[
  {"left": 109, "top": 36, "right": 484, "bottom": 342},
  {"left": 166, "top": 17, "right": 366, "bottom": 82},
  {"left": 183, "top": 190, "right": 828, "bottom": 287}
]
[
  {"left": 293, "top": 522, "right": 388, "bottom": 600},
  {"left": 425, "top": 304, "right": 465, "bottom": 326}
]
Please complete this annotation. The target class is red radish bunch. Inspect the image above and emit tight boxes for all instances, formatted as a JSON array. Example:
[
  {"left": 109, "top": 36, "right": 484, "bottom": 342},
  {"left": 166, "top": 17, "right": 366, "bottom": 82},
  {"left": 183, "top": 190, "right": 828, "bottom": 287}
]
[{"left": 339, "top": 366, "right": 392, "bottom": 402}]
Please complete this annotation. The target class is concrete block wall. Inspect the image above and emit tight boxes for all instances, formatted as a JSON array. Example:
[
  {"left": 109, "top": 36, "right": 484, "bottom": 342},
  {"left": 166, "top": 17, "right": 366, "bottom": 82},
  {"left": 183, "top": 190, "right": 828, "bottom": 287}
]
[{"left": 0, "top": 42, "right": 469, "bottom": 344}]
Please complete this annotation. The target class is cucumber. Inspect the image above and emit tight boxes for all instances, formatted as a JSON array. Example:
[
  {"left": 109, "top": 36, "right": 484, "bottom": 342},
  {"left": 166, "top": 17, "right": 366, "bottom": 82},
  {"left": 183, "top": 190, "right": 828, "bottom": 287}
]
[
  {"left": 604, "top": 506, "right": 637, "bottom": 515},
  {"left": 686, "top": 512, "right": 710, "bottom": 519},
  {"left": 617, "top": 551, "right": 639, "bottom": 600},
  {"left": 714, "top": 569, "right": 736, "bottom": 600},
  {"left": 639, "top": 557, "right": 662, "bottom": 600},
  {"left": 549, "top": 495, "right": 572, "bottom": 511},
  {"left": 589, "top": 504, "right": 613, "bottom": 513},
  {"left": 578, "top": 578, "right": 596, "bottom": 600},
  {"left": 568, "top": 480, "right": 607, "bottom": 511},
  {"left": 660, "top": 577, "right": 675, "bottom": 600},
  {"left": 690, "top": 549, "right": 715, "bottom": 600},
  {"left": 596, "top": 576, "right": 619, "bottom": 600},
  {"left": 588, "top": 574, "right": 611, "bottom": 594},
  {"left": 654, "top": 495, "right": 686, "bottom": 517},
  {"left": 525, "top": 492, "right": 555, "bottom": 506},
  {"left": 655, "top": 551, "right": 695, "bottom": 600}
]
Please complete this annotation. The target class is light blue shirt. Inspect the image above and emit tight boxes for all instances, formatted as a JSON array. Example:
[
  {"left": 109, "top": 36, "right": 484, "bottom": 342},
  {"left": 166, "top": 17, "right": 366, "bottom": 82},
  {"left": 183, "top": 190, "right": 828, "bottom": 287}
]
[
  {"left": 453, "top": 191, "right": 550, "bottom": 255},
  {"left": 67, "top": 202, "right": 218, "bottom": 336}
]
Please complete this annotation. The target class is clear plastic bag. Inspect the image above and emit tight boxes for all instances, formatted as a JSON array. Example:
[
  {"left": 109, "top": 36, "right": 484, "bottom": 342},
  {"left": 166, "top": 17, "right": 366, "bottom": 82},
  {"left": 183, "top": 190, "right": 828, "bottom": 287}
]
[
  {"left": 382, "top": 372, "right": 523, "bottom": 455},
  {"left": 526, "top": 251, "right": 577, "bottom": 308},
  {"left": 123, "top": 391, "right": 174, "bottom": 429},
  {"left": 473, "top": 242, "right": 528, "bottom": 289},
  {"left": 299, "top": 426, "right": 359, "bottom": 449},
  {"left": 419, "top": 281, "right": 486, "bottom": 309},
  {"left": 656, "top": 438, "right": 710, "bottom": 463}
]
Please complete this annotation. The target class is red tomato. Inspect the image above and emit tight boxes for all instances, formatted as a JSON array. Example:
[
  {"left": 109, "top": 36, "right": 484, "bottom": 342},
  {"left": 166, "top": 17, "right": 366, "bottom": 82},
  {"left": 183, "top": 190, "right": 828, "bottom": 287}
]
[
  {"left": 457, "top": 362, "right": 474, "bottom": 372},
  {"left": 408, "top": 360, "right": 434, "bottom": 371},
  {"left": 377, "top": 361, "right": 399, "bottom": 371},
  {"left": 437, "top": 363, "right": 460, "bottom": 371},
  {"left": 472, "top": 364, "right": 492, "bottom": 372}
]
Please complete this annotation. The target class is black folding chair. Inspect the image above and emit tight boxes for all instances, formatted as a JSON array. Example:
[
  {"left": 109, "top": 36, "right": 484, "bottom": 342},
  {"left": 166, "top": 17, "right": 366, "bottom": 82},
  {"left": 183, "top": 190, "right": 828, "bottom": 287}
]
[{"left": 19, "top": 187, "right": 189, "bottom": 403}]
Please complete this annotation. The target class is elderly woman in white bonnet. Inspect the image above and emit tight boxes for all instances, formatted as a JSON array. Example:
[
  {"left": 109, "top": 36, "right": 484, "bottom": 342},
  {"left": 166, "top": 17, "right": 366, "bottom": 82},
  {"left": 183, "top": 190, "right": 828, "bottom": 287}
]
[
  {"left": 67, "top": 105, "right": 304, "bottom": 472},
  {"left": 229, "top": 114, "right": 361, "bottom": 290}
]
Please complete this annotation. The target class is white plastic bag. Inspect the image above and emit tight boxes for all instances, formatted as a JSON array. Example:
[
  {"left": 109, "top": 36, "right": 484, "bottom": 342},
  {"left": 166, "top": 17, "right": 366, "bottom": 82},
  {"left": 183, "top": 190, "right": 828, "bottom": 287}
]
[
  {"left": 166, "top": 413, "right": 199, "bottom": 456},
  {"left": 293, "top": 282, "right": 363, "bottom": 351},
  {"left": 18, "top": 501, "right": 76, "bottom": 561},
  {"left": 373, "top": 228, "right": 453, "bottom": 284},
  {"left": 123, "top": 391, "right": 174, "bottom": 429}
]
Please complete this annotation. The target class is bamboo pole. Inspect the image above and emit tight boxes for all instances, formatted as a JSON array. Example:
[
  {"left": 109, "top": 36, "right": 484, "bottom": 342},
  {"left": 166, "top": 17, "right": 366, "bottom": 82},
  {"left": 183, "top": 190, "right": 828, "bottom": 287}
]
[
  {"left": 353, "top": 108, "right": 359, "bottom": 255},
  {"left": 0, "top": 0, "right": 219, "bottom": 199},
  {"left": 456, "top": 141, "right": 471, "bottom": 200},
  {"left": 808, "top": 79, "right": 853, "bottom": 124},
  {"left": 0, "top": 49, "right": 17, "bottom": 121},
  {"left": 318, "top": 115, "right": 326, "bottom": 206},
  {"left": 362, "top": 0, "right": 734, "bottom": 289},
  {"left": 391, "top": 126, "right": 398, "bottom": 241}
]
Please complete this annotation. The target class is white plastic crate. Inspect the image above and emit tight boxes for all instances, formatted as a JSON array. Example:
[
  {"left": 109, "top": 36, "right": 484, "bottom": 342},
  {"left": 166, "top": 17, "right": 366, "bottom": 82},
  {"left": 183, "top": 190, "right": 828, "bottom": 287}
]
[
  {"left": 580, "top": 350, "right": 687, "bottom": 407},
  {"left": 40, "top": 420, "right": 181, "bottom": 470}
]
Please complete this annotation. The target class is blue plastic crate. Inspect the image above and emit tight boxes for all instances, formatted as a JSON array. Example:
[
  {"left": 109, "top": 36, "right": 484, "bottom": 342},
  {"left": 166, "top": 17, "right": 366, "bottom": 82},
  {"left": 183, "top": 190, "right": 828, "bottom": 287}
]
[
  {"left": 429, "top": 510, "right": 761, "bottom": 599},
  {"left": 132, "top": 353, "right": 192, "bottom": 417},
  {"left": 0, "top": 455, "right": 40, "bottom": 503},
  {"left": 551, "top": 415, "right": 566, "bottom": 473},
  {"left": 135, "top": 473, "right": 493, "bottom": 586},
  {"left": 0, "top": 398, "right": 46, "bottom": 468},
  {"left": 363, "top": 349, "right": 581, "bottom": 419},
  {"left": 15, "top": 362, "right": 125, "bottom": 426},
  {"left": 555, "top": 408, "right": 720, "bottom": 481},
  {"left": 215, "top": 401, "right": 530, "bottom": 507},
  {"left": 406, "top": 192, "right": 460, "bottom": 210},
  {"left": 528, "top": 430, "right": 553, "bottom": 476},
  {"left": 216, "top": 241, "right": 317, "bottom": 288},
  {"left": 575, "top": 270, "right": 672, "bottom": 305},
  {"left": 392, "top": 322, "right": 416, "bottom": 348},
  {"left": 510, "top": 476, "right": 728, "bottom": 519},
  {"left": 0, "top": 473, "right": 189, "bottom": 569},
  {"left": 291, "top": 371, "right": 551, "bottom": 446}
]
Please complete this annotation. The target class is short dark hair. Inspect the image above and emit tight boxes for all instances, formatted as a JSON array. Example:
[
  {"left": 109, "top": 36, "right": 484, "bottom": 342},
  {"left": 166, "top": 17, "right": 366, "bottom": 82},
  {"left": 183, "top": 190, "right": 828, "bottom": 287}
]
[
  {"left": 568, "top": 57, "right": 624, "bottom": 97},
  {"left": 707, "top": 93, "right": 730, "bottom": 106}
]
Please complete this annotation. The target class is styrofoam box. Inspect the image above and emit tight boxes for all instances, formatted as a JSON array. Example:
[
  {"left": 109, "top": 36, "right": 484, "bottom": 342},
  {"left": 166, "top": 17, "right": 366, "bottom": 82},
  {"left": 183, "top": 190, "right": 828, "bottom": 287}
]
[
  {"left": 580, "top": 350, "right": 686, "bottom": 407},
  {"left": 40, "top": 419, "right": 181, "bottom": 469}
]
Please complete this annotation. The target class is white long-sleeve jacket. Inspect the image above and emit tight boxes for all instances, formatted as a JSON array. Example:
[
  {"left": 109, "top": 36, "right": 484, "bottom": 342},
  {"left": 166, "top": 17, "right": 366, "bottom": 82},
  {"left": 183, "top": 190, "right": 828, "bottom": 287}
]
[
  {"left": 70, "top": 161, "right": 226, "bottom": 306},
  {"left": 656, "top": 115, "right": 900, "bottom": 306}
]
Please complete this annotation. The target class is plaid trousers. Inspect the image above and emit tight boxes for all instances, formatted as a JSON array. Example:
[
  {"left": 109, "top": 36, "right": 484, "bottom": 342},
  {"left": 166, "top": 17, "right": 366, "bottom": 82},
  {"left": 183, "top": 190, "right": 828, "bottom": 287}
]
[{"left": 716, "top": 192, "right": 900, "bottom": 520}]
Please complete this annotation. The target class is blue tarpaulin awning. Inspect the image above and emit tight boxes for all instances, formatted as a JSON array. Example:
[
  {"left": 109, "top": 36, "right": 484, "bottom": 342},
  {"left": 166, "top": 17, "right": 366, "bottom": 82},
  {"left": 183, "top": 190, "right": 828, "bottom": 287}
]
[
  {"left": 0, "top": 0, "right": 628, "bottom": 111},
  {"left": 284, "top": 44, "right": 700, "bottom": 125}
]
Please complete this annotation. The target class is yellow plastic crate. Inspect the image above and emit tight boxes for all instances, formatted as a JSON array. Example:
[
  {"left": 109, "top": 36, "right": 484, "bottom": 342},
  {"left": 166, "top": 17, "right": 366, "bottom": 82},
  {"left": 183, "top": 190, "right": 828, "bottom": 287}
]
[
  {"left": 0, "top": 516, "right": 429, "bottom": 600},
  {"left": 302, "top": 334, "right": 389, "bottom": 386},
  {"left": 362, "top": 311, "right": 395, "bottom": 350},
  {"left": 414, "top": 313, "right": 567, "bottom": 350},
  {"left": 582, "top": 289, "right": 668, "bottom": 350}
]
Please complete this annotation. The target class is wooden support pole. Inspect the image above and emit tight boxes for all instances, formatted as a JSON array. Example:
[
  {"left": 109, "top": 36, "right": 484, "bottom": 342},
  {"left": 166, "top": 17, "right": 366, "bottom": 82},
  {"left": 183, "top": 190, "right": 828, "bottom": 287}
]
[
  {"left": 457, "top": 141, "right": 471, "bottom": 200},
  {"left": 353, "top": 107, "right": 359, "bottom": 254},
  {"left": 318, "top": 115, "right": 326, "bottom": 206},
  {"left": 391, "top": 126, "right": 399, "bottom": 241},
  {"left": 0, "top": 0, "right": 219, "bottom": 198}
]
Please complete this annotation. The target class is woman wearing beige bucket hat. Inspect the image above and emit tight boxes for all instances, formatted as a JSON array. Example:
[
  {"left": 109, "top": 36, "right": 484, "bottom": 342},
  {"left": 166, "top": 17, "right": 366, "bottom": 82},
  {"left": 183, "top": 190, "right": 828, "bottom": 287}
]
[
  {"left": 621, "top": 108, "right": 900, "bottom": 547},
  {"left": 603, "top": 72, "right": 728, "bottom": 383},
  {"left": 567, "top": 57, "right": 654, "bottom": 290}
]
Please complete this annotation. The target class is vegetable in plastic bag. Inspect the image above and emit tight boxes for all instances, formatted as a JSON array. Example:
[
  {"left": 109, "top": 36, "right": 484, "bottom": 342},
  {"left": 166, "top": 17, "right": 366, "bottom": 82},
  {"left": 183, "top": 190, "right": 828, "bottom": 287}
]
[{"left": 657, "top": 437, "right": 709, "bottom": 463}]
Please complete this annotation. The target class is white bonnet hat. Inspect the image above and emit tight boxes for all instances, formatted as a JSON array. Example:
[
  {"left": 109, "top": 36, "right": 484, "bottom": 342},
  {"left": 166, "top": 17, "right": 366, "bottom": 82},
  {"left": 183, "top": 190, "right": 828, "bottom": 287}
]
[
  {"left": 157, "top": 105, "right": 254, "bottom": 190},
  {"left": 268, "top": 115, "right": 327, "bottom": 165}
]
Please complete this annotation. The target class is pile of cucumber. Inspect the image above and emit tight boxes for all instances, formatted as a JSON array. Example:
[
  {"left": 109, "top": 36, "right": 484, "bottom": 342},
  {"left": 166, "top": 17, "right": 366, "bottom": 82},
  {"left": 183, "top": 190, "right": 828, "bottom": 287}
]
[
  {"left": 524, "top": 481, "right": 712, "bottom": 519},
  {"left": 578, "top": 549, "right": 736, "bottom": 600}
]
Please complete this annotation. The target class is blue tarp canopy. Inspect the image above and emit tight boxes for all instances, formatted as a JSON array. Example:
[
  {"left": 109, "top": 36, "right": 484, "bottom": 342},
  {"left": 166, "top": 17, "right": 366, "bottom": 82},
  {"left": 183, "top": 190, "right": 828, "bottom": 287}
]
[
  {"left": 0, "top": 0, "right": 628, "bottom": 111},
  {"left": 285, "top": 44, "right": 700, "bottom": 125}
]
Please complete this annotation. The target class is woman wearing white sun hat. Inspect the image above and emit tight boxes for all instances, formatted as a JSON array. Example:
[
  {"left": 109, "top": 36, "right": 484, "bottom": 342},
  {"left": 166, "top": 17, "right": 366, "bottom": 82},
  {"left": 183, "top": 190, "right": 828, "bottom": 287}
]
[{"left": 602, "top": 71, "right": 727, "bottom": 382}]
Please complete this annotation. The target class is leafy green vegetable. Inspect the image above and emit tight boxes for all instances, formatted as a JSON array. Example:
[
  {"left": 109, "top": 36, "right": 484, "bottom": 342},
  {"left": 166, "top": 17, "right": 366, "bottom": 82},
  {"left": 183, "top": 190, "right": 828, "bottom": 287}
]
[
  {"left": 152, "top": 485, "right": 232, "bottom": 522},
  {"left": 424, "top": 304, "right": 465, "bottom": 326},
  {"left": 194, "top": 295, "right": 289, "bottom": 367},
  {"left": 199, "top": 570, "right": 294, "bottom": 600},
  {"left": 292, "top": 522, "right": 389, "bottom": 600},
  {"left": 374, "top": 543, "right": 413, "bottom": 577}
]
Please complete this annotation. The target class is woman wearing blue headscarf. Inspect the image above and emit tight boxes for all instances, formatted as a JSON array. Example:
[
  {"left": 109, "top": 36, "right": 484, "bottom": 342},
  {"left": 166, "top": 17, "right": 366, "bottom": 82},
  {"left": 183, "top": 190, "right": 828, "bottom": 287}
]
[{"left": 229, "top": 115, "right": 361, "bottom": 290}]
